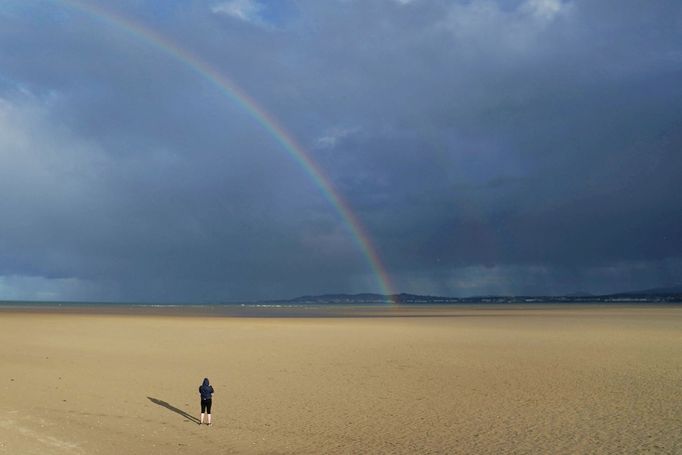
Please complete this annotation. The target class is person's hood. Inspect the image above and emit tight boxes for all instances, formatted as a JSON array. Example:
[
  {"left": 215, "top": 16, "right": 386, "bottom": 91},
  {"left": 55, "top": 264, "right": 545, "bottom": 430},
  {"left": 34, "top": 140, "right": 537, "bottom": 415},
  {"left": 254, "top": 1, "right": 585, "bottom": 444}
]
[{"left": 202, "top": 378, "right": 210, "bottom": 387}]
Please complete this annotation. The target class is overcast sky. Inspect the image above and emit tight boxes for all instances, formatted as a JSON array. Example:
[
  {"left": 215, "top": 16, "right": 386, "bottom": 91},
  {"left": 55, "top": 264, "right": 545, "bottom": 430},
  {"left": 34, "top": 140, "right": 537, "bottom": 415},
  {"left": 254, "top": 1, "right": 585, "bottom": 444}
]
[{"left": 1, "top": 0, "right": 680, "bottom": 302}]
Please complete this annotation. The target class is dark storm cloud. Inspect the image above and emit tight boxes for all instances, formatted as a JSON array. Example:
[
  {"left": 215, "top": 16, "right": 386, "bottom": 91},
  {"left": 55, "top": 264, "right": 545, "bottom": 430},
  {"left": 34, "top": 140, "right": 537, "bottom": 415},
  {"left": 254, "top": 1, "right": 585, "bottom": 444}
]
[{"left": 0, "top": 0, "right": 680, "bottom": 300}]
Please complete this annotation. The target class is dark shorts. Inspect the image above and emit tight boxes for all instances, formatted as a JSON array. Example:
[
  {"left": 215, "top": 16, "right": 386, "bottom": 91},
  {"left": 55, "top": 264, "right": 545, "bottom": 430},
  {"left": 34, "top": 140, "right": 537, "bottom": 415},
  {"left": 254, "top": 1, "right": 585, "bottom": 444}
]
[{"left": 201, "top": 398, "right": 212, "bottom": 414}]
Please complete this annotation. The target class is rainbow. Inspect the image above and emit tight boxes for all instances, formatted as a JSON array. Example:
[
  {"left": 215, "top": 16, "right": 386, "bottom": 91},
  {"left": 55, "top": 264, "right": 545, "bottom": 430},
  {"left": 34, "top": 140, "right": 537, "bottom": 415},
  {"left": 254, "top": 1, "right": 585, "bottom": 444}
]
[{"left": 52, "top": 0, "right": 396, "bottom": 299}]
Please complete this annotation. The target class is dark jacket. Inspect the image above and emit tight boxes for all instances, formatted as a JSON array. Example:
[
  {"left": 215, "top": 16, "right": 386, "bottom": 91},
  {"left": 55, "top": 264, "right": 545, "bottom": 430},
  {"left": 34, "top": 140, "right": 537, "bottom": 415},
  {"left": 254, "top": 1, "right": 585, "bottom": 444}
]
[{"left": 199, "top": 378, "right": 214, "bottom": 400}]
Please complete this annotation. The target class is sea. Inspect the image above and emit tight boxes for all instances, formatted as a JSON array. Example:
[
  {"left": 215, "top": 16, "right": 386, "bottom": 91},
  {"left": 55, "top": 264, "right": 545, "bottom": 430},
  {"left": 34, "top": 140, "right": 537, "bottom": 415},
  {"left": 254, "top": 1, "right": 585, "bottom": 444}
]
[{"left": 0, "top": 299, "right": 678, "bottom": 319}]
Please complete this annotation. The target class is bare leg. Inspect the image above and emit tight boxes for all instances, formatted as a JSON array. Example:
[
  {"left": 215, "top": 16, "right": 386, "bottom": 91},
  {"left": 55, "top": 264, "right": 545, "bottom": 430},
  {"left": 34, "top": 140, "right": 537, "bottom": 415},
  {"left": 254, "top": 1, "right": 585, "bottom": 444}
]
[
  {"left": 207, "top": 414, "right": 211, "bottom": 425},
  {"left": 200, "top": 412, "right": 205, "bottom": 424}
]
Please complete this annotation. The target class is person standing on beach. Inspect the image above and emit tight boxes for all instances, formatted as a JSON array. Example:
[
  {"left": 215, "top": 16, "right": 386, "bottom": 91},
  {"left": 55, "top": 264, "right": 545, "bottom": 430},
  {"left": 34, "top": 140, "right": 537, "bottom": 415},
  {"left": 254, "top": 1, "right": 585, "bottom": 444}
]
[{"left": 199, "top": 377, "right": 214, "bottom": 425}]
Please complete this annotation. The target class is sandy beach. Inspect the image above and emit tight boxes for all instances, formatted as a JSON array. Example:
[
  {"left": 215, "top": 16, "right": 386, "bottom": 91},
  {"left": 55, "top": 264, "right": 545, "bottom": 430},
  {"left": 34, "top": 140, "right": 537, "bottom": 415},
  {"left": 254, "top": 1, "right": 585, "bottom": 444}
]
[{"left": 0, "top": 305, "right": 680, "bottom": 454}]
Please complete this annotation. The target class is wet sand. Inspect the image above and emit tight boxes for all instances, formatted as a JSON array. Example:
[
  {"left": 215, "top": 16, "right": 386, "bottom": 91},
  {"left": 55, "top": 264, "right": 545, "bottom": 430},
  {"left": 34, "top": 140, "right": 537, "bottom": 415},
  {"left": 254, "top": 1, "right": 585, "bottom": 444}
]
[{"left": 1, "top": 305, "right": 680, "bottom": 454}]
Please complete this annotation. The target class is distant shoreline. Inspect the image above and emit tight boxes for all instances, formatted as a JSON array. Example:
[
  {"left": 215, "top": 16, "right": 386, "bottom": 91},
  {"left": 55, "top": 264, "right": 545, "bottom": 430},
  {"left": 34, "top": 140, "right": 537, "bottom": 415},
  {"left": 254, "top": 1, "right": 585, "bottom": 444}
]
[{"left": 1, "top": 301, "right": 680, "bottom": 319}]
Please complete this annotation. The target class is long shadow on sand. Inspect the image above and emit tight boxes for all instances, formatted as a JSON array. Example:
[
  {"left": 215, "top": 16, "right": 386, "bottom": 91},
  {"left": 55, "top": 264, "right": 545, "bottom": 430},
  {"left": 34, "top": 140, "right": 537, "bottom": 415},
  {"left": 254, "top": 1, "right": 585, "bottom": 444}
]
[{"left": 147, "top": 397, "right": 200, "bottom": 424}]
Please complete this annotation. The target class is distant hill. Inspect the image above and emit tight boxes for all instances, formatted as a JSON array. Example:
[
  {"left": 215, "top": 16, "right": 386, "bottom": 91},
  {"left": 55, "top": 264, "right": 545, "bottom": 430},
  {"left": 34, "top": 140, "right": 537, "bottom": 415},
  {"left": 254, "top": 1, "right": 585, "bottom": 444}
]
[
  {"left": 564, "top": 291, "right": 594, "bottom": 297},
  {"left": 608, "top": 285, "right": 682, "bottom": 297},
  {"left": 291, "top": 293, "right": 389, "bottom": 303},
  {"left": 282, "top": 287, "right": 682, "bottom": 304}
]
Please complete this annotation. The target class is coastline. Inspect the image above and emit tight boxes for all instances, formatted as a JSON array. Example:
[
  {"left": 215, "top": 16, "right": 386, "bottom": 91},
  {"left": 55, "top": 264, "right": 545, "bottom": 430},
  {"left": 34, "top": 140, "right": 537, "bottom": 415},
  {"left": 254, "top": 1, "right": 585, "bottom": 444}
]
[{"left": 1, "top": 301, "right": 679, "bottom": 319}]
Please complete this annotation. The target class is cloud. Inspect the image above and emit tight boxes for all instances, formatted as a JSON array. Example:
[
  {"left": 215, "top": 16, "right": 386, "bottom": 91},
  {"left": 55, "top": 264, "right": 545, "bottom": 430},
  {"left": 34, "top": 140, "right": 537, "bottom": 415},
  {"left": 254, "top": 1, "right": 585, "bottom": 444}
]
[
  {"left": 521, "top": 0, "right": 568, "bottom": 22},
  {"left": 0, "top": 95, "right": 108, "bottom": 260},
  {"left": 313, "top": 126, "right": 361, "bottom": 150},
  {"left": 0, "top": 275, "right": 99, "bottom": 302},
  {"left": 0, "top": 1, "right": 680, "bottom": 300},
  {"left": 211, "top": 0, "right": 264, "bottom": 24},
  {"left": 437, "top": 0, "right": 572, "bottom": 56}
]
